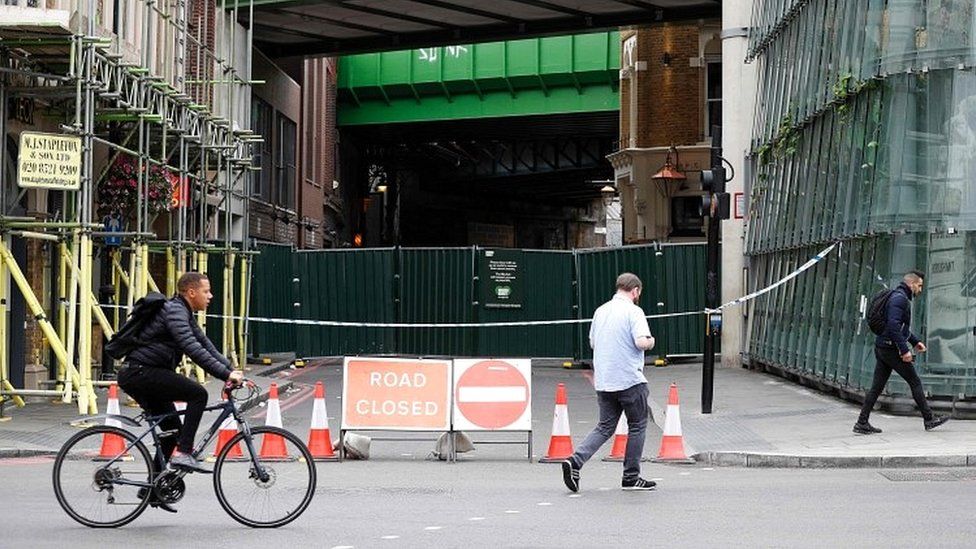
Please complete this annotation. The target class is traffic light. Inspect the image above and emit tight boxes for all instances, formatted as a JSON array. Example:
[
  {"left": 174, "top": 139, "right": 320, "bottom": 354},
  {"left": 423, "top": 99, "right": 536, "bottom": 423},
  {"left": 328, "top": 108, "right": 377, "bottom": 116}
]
[
  {"left": 700, "top": 192, "right": 731, "bottom": 220},
  {"left": 701, "top": 166, "right": 726, "bottom": 193}
]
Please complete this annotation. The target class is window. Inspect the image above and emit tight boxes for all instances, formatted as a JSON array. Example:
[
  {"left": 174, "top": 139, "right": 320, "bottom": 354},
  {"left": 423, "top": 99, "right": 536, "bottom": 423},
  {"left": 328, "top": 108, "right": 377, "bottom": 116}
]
[
  {"left": 670, "top": 196, "right": 705, "bottom": 237},
  {"left": 277, "top": 115, "right": 297, "bottom": 210},
  {"left": 251, "top": 97, "right": 273, "bottom": 202},
  {"left": 705, "top": 60, "right": 722, "bottom": 137}
]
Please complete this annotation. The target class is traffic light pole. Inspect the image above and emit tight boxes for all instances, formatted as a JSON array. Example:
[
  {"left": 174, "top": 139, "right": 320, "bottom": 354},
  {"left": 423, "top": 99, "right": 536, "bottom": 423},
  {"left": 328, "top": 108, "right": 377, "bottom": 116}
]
[
  {"left": 701, "top": 126, "right": 726, "bottom": 414},
  {"left": 702, "top": 210, "right": 720, "bottom": 414}
]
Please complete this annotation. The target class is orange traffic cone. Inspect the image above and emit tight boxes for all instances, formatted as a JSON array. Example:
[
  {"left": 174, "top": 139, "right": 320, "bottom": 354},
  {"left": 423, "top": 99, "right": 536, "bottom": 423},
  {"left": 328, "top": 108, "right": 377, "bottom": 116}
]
[
  {"left": 654, "top": 383, "right": 694, "bottom": 463},
  {"left": 259, "top": 383, "right": 289, "bottom": 460},
  {"left": 539, "top": 383, "right": 573, "bottom": 463},
  {"left": 211, "top": 394, "right": 243, "bottom": 460},
  {"left": 97, "top": 384, "right": 130, "bottom": 460},
  {"left": 602, "top": 413, "right": 628, "bottom": 462},
  {"left": 307, "top": 382, "right": 337, "bottom": 461}
]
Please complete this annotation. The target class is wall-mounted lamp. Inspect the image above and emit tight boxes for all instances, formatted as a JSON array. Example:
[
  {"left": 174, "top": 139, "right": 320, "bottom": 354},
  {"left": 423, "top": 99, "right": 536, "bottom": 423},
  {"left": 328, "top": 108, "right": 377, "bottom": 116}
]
[
  {"left": 661, "top": 52, "right": 672, "bottom": 67},
  {"left": 376, "top": 184, "right": 388, "bottom": 193}
]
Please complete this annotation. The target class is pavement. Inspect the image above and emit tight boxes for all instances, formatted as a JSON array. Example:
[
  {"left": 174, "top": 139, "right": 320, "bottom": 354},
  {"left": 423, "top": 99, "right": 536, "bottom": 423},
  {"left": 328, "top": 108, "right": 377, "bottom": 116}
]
[{"left": 4, "top": 359, "right": 976, "bottom": 468}]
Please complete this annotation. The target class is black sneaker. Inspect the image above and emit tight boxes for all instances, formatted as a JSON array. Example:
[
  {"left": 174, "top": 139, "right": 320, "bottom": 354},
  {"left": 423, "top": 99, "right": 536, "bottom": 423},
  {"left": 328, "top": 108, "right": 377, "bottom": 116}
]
[
  {"left": 622, "top": 477, "right": 656, "bottom": 491},
  {"left": 853, "top": 422, "right": 882, "bottom": 435},
  {"left": 169, "top": 451, "right": 210, "bottom": 474},
  {"left": 561, "top": 459, "right": 580, "bottom": 493},
  {"left": 924, "top": 415, "right": 950, "bottom": 431}
]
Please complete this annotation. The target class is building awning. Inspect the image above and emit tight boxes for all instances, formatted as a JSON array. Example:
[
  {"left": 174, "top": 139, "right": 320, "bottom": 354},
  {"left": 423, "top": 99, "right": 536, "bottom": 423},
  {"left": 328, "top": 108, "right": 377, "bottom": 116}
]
[{"left": 241, "top": 0, "right": 721, "bottom": 57}]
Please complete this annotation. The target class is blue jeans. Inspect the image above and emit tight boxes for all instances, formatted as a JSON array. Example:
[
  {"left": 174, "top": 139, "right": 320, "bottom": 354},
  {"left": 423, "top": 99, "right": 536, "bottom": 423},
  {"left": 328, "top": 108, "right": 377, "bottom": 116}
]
[{"left": 570, "top": 382, "right": 649, "bottom": 481}]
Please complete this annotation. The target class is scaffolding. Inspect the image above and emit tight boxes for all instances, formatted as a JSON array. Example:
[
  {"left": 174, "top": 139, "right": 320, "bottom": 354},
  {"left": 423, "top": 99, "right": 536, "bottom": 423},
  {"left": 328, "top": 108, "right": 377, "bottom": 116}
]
[{"left": 0, "top": 0, "right": 258, "bottom": 414}]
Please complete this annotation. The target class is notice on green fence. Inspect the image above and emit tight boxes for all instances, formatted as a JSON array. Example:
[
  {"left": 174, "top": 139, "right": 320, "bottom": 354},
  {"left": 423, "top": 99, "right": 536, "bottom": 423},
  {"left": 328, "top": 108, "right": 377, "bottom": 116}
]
[{"left": 480, "top": 249, "right": 522, "bottom": 309}]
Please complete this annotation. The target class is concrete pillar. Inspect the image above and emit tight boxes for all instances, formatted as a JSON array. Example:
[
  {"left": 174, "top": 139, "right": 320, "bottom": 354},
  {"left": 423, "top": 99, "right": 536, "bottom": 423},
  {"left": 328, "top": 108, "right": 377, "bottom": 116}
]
[{"left": 720, "top": 0, "right": 756, "bottom": 368}]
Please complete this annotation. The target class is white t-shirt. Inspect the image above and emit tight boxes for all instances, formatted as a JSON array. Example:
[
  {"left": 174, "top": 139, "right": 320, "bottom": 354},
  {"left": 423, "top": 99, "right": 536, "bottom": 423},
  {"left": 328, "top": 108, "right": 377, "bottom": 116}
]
[{"left": 589, "top": 294, "right": 653, "bottom": 391}]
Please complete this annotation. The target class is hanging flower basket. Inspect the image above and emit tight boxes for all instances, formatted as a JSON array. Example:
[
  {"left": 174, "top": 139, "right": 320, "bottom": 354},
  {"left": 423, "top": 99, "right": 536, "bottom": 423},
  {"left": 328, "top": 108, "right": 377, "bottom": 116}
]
[{"left": 97, "top": 156, "right": 174, "bottom": 218}]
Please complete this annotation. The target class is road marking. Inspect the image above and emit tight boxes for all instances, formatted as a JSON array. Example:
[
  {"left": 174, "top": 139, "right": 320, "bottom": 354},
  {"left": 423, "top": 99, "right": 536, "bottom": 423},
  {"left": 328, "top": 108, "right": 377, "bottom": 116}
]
[
  {"left": 679, "top": 472, "right": 691, "bottom": 476},
  {"left": 469, "top": 517, "right": 486, "bottom": 521},
  {"left": 703, "top": 467, "right": 714, "bottom": 471},
  {"left": 537, "top": 502, "right": 553, "bottom": 506},
  {"left": 568, "top": 494, "right": 582, "bottom": 498},
  {"left": 381, "top": 535, "right": 400, "bottom": 540},
  {"left": 424, "top": 526, "right": 443, "bottom": 531},
  {"left": 651, "top": 477, "right": 664, "bottom": 481},
  {"left": 331, "top": 546, "right": 354, "bottom": 549},
  {"left": 400, "top": 453, "right": 413, "bottom": 457},
  {"left": 505, "top": 510, "right": 520, "bottom": 514},
  {"left": 598, "top": 487, "right": 611, "bottom": 491}
]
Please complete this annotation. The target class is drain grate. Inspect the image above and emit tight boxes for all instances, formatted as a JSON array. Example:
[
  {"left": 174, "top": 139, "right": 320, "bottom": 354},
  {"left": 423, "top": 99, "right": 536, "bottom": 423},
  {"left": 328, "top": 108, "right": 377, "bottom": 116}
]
[{"left": 880, "top": 470, "right": 976, "bottom": 482}]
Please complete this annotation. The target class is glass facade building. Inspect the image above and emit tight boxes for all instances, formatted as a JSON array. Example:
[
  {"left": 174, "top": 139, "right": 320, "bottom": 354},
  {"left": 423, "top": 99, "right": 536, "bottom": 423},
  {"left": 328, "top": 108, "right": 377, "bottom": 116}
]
[{"left": 745, "top": 0, "right": 976, "bottom": 408}]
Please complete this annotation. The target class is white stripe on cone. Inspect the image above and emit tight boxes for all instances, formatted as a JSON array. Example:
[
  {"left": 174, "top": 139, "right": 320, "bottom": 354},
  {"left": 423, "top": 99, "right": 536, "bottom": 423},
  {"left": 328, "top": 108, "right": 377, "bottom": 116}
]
[
  {"left": 663, "top": 403, "right": 682, "bottom": 436},
  {"left": 552, "top": 403, "right": 570, "bottom": 436},
  {"left": 266, "top": 391, "right": 283, "bottom": 428},
  {"left": 614, "top": 413, "right": 627, "bottom": 437},
  {"left": 310, "top": 391, "right": 327, "bottom": 429},
  {"left": 174, "top": 401, "right": 186, "bottom": 424},
  {"left": 105, "top": 390, "right": 122, "bottom": 428}
]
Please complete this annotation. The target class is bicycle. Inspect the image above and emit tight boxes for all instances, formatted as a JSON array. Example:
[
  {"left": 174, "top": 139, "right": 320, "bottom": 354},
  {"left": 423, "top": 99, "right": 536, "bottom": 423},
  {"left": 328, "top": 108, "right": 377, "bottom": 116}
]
[{"left": 52, "top": 380, "right": 316, "bottom": 528}]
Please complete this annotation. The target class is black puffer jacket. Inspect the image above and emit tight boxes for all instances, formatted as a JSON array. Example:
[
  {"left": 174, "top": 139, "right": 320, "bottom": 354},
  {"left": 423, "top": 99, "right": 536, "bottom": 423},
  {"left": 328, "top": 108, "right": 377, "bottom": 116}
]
[{"left": 126, "top": 295, "right": 233, "bottom": 380}]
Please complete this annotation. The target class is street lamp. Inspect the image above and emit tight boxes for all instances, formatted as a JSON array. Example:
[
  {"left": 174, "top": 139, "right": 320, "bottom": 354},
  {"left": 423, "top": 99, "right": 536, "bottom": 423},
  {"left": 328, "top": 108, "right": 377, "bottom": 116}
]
[{"left": 650, "top": 145, "right": 687, "bottom": 199}]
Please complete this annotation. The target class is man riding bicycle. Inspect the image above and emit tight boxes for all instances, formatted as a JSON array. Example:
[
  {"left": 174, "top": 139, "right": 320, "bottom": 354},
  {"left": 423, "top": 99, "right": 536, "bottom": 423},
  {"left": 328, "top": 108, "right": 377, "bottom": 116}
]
[{"left": 117, "top": 271, "right": 243, "bottom": 477}]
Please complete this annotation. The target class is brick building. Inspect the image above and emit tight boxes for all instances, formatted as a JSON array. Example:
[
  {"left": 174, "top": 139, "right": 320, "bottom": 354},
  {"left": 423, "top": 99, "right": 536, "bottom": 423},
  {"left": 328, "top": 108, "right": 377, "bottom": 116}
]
[{"left": 609, "top": 21, "right": 722, "bottom": 243}]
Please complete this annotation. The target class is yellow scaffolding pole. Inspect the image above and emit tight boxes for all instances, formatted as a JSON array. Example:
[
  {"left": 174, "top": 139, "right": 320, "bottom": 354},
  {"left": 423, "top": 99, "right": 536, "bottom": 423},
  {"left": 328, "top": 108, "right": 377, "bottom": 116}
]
[
  {"left": 0, "top": 240, "right": 83, "bottom": 404},
  {"left": 77, "top": 233, "right": 97, "bottom": 414},
  {"left": 64, "top": 234, "right": 80, "bottom": 404},
  {"left": 111, "top": 249, "right": 121, "bottom": 331},
  {"left": 192, "top": 250, "right": 207, "bottom": 383},
  {"left": 0, "top": 242, "right": 26, "bottom": 409},
  {"left": 166, "top": 246, "right": 176, "bottom": 296},
  {"left": 56, "top": 241, "right": 69, "bottom": 386},
  {"left": 237, "top": 254, "right": 248, "bottom": 371},
  {"left": 60, "top": 245, "right": 115, "bottom": 339}
]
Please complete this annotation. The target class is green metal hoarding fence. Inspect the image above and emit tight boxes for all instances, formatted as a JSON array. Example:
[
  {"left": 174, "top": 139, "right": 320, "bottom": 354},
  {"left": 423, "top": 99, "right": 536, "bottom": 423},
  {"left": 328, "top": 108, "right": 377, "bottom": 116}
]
[{"left": 249, "top": 243, "right": 711, "bottom": 360}]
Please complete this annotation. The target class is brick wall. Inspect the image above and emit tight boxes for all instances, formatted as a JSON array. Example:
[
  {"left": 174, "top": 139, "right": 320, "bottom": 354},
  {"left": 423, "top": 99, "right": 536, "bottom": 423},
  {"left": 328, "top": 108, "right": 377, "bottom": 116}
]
[
  {"left": 621, "top": 22, "right": 707, "bottom": 148},
  {"left": 297, "top": 57, "right": 338, "bottom": 249}
]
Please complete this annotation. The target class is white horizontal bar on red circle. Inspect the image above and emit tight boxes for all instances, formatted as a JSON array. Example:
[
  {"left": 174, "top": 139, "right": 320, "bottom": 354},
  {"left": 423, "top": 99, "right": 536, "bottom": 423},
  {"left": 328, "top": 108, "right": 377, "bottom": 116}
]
[{"left": 458, "top": 386, "right": 527, "bottom": 403}]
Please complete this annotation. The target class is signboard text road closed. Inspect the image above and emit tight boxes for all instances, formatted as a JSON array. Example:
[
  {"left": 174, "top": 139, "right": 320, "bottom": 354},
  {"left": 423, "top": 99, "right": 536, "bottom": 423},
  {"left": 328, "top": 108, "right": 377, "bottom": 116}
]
[
  {"left": 342, "top": 357, "right": 451, "bottom": 431},
  {"left": 18, "top": 132, "right": 82, "bottom": 190}
]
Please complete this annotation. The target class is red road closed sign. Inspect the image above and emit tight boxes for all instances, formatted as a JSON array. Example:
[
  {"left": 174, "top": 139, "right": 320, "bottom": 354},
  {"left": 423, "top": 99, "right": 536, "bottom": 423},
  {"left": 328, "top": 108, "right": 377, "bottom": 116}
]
[{"left": 452, "top": 359, "right": 531, "bottom": 431}]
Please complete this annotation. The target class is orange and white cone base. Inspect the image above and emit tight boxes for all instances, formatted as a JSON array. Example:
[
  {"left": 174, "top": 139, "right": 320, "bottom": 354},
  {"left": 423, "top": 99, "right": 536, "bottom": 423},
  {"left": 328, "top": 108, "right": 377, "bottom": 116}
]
[
  {"left": 307, "top": 381, "right": 337, "bottom": 461},
  {"left": 97, "top": 384, "right": 130, "bottom": 460},
  {"left": 539, "top": 383, "right": 574, "bottom": 463},
  {"left": 259, "top": 383, "right": 289, "bottom": 459},
  {"left": 654, "top": 383, "right": 694, "bottom": 463}
]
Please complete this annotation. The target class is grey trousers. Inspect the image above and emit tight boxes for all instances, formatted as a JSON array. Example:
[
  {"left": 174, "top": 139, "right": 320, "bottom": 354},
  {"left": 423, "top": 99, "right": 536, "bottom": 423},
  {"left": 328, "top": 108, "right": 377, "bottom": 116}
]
[{"left": 569, "top": 382, "right": 649, "bottom": 481}]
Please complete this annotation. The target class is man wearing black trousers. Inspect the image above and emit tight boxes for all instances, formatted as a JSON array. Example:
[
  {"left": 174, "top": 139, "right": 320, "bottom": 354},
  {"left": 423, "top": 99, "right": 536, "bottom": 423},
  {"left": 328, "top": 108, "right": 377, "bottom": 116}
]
[{"left": 854, "top": 270, "right": 949, "bottom": 434}]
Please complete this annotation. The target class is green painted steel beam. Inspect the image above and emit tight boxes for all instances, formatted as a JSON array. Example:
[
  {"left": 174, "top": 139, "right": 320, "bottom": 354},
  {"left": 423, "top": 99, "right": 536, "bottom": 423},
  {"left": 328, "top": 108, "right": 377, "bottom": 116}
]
[
  {"left": 338, "top": 84, "right": 618, "bottom": 125},
  {"left": 338, "top": 31, "right": 620, "bottom": 125}
]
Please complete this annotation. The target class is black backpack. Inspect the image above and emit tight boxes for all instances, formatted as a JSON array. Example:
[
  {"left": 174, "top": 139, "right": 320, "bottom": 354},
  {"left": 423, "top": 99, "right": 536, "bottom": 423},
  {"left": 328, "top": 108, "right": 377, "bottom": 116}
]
[
  {"left": 105, "top": 292, "right": 167, "bottom": 360},
  {"left": 866, "top": 289, "right": 895, "bottom": 336}
]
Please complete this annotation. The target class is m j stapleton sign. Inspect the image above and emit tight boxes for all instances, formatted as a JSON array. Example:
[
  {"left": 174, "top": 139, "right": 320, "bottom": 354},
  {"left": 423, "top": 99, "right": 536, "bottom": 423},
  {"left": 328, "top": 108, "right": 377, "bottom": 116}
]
[{"left": 18, "top": 132, "right": 82, "bottom": 190}]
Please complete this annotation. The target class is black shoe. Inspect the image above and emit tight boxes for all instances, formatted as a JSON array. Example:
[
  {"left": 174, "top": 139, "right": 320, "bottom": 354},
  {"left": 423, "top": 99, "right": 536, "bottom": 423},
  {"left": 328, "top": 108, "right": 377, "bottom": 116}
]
[
  {"left": 924, "top": 415, "right": 950, "bottom": 431},
  {"left": 169, "top": 451, "right": 211, "bottom": 474},
  {"left": 561, "top": 459, "right": 580, "bottom": 493},
  {"left": 853, "top": 422, "right": 882, "bottom": 434},
  {"left": 137, "top": 488, "right": 178, "bottom": 513},
  {"left": 621, "top": 477, "right": 656, "bottom": 491}
]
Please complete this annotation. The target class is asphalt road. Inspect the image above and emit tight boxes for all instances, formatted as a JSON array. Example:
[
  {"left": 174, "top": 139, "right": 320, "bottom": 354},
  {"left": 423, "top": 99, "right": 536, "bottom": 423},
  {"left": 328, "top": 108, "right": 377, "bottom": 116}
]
[{"left": 4, "top": 454, "right": 976, "bottom": 548}]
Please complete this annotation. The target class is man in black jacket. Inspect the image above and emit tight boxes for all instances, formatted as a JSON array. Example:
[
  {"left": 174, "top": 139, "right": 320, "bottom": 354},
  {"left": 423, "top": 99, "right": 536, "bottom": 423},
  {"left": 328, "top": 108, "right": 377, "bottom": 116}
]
[
  {"left": 118, "top": 272, "right": 243, "bottom": 473},
  {"left": 854, "top": 270, "right": 949, "bottom": 434}
]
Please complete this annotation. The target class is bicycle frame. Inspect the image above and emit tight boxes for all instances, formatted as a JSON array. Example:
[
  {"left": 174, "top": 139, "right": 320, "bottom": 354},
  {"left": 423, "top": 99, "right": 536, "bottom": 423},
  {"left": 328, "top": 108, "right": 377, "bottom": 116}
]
[{"left": 97, "top": 392, "right": 262, "bottom": 490}]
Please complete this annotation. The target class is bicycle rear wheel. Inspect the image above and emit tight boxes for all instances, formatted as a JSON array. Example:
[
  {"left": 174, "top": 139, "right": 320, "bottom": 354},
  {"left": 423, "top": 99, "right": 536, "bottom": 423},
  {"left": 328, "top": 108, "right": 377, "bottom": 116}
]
[
  {"left": 213, "top": 426, "right": 316, "bottom": 528},
  {"left": 52, "top": 426, "right": 154, "bottom": 528}
]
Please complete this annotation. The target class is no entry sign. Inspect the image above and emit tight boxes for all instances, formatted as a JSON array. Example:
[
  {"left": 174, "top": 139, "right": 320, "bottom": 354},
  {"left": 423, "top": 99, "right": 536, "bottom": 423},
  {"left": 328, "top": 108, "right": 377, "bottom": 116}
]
[
  {"left": 342, "top": 357, "right": 452, "bottom": 431},
  {"left": 452, "top": 359, "right": 531, "bottom": 431}
]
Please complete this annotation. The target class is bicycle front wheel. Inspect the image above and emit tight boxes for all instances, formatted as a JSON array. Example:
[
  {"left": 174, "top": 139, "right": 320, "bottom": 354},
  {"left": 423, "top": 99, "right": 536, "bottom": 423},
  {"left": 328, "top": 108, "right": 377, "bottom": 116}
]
[
  {"left": 52, "top": 425, "right": 154, "bottom": 528},
  {"left": 213, "top": 425, "right": 317, "bottom": 528}
]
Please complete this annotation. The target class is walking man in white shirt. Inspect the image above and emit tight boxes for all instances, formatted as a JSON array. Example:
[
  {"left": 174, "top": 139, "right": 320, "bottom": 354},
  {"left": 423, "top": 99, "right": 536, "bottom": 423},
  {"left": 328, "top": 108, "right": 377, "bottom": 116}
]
[{"left": 561, "top": 273, "right": 656, "bottom": 492}]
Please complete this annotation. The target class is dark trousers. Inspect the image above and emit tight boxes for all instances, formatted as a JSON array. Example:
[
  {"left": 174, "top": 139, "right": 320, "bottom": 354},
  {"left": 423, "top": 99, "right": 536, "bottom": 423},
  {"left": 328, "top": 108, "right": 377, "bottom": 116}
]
[
  {"left": 858, "top": 346, "right": 933, "bottom": 423},
  {"left": 570, "top": 382, "right": 649, "bottom": 481},
  {"left": 117, "top": 364, "right": 209, "bottom": 456}
]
